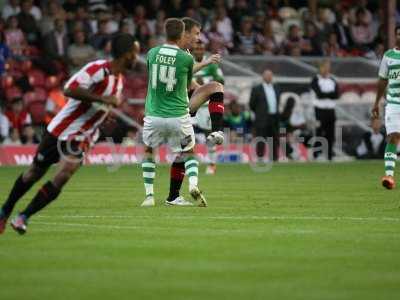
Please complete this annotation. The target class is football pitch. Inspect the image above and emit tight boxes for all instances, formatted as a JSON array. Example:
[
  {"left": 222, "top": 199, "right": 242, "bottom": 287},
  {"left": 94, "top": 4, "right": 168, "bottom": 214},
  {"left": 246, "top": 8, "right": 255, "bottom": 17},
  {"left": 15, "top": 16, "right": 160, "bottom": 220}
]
[{"left": 0, "top": 162, "right": 399, "bottom": 300}]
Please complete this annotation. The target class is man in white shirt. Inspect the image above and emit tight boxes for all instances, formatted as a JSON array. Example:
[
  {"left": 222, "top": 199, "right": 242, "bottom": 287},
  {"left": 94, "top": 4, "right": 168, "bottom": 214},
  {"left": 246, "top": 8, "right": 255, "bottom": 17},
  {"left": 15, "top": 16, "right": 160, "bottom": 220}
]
[{"left": 249, "top": 69, "right": 281, "bottom": 161}]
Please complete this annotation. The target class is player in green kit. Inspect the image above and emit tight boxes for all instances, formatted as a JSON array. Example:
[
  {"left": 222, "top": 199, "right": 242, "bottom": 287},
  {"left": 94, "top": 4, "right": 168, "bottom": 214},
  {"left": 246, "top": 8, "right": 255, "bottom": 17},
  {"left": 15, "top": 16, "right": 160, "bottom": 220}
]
[
  {"left": 165, "top": 17, "right": 227, "bottom": 204},
  {"left": 372, "top": 26, "right": 400, "bottom": 189},
  {"left": 141, "top": 18, "right": 206, "bottom": 207},
  {"left": 191, "top": 40, "right": 224, "bottom": 175}
]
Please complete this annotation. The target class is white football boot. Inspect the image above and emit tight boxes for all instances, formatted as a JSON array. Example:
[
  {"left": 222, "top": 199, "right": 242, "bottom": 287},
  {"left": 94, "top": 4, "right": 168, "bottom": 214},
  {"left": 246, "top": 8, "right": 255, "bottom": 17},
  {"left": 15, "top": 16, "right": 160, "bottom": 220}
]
[
  {"left": 206, "top": 131, "right": 224, "bottom": 146},
  {"left": 141, "top": 196, "right": 155, "bottom": 207},
  {"left": 189, "top": 187, "right": 207, "bottom": 207},
  {"left": 165, "top": 196, "right": 193, "bottom": 206}
]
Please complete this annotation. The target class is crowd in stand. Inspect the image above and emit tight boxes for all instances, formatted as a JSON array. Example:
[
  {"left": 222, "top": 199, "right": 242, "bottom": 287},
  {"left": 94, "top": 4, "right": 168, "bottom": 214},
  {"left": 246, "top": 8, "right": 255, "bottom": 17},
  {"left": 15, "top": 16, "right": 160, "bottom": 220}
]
[{"left": 0, "top": 0, "right": 397, "bottom": 147}]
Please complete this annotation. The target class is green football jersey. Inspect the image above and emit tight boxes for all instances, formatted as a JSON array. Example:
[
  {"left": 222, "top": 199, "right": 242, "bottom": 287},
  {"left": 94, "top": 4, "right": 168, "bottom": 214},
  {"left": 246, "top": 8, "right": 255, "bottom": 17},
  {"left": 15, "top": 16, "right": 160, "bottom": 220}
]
[
  {"left": 145, "top": 44, "right": 194, "bottom": 117},
  {"left": 194, "top": 57, "right": 224, "bottom": 85},
  {"left": 379, "top": 48, "right": 400, "bottom": 105}
]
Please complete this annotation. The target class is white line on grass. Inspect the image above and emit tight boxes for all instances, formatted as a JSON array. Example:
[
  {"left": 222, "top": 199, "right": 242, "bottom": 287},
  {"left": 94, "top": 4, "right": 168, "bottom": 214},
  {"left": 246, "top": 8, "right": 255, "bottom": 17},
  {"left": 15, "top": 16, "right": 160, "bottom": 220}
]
[{"left": 36, "top": 215, "right": 400, "bottom": 222}]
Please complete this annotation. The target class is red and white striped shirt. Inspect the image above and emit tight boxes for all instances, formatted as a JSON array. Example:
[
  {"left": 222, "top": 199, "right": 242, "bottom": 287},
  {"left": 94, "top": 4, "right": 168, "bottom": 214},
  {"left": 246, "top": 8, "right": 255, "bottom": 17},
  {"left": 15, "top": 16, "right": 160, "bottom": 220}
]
[{"left": 47, "top": 60, "right": 123, "bottom": 143}]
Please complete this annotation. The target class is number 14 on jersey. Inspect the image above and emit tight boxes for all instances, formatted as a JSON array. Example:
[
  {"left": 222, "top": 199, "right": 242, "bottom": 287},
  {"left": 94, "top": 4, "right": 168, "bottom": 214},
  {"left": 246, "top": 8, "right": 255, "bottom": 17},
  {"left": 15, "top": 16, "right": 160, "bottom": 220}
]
[{"left": 151, "top": 64, "right": 177, "bottom": 92}]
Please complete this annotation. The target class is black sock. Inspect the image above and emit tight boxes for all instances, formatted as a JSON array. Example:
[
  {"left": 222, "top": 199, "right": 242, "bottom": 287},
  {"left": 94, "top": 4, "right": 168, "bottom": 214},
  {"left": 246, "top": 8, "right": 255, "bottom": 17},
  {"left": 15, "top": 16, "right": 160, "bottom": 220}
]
[
  {"left": 167, "top": 161, "right": 185, "bottom": 201},
  {"left": 208, "top": 92, "right": 224, "bottom": 132},
  {"left": 21, "top": 181, "right": 60, "bottom": 219},
  {"left": 1, "top": 174, "right": 36, "bottom": 217}
]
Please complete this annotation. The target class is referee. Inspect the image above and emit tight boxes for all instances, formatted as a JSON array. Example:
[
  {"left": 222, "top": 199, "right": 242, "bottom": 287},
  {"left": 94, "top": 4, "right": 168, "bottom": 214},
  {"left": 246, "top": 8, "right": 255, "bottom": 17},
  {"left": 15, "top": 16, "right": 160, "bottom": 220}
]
[{"left": 310, "top": 60, "right": 339, "bottom": 161}]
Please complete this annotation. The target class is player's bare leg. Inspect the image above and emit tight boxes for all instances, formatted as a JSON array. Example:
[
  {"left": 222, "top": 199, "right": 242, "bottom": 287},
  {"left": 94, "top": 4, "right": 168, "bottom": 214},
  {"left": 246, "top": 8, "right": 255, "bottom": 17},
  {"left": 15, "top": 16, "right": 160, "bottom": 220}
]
[
  {"left": 0, "top": 163, "right": 49, "bottom": 234},
  {"left": 382, "top": 132, "right": 400, "bottom": 189},
  {"left": 10, "top": 156, "right": 81, "bottom": 234},
  {"left": 141, "top": 146, "right": 156, "bottom": 207},
  {"left": 189, "top": 81, "right": 225, "bottom": 145}
]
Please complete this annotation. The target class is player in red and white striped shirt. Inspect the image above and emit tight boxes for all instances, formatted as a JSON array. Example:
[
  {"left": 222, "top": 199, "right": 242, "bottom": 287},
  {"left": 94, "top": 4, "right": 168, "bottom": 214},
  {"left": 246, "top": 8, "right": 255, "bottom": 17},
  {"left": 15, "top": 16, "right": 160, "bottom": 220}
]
[{"left": 0, "top": 34, "right": 139, "bottom": 235}]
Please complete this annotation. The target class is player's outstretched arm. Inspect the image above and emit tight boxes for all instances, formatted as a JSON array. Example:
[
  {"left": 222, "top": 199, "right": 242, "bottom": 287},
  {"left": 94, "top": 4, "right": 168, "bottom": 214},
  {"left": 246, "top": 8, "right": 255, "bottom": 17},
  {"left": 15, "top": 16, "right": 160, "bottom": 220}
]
[
  {"left": 371, "top": 78, "right": 388, "bottom": 119},
  {"left": 193, "top": 54, "right": 221, "bottom": 73},
  {"left": 64, "top": 87, "right": 121, "bottom": 107}
]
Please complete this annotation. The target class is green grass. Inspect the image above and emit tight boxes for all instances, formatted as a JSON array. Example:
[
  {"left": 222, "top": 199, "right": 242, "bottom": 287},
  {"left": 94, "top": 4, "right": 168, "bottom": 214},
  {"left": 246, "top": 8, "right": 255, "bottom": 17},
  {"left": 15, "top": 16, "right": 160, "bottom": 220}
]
[{"left": 0, "top": 162, "right": 400, "bottom": 300}]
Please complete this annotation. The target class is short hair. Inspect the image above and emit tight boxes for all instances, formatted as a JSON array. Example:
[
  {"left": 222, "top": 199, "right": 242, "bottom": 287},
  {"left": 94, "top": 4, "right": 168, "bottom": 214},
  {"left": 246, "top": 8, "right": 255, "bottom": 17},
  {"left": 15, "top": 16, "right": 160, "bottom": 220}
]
[
  {"left": 164, "top": 18, "right": 185, "bottom": 41},
  {"left": 111, "top": 33, "right": 136, "bottom": 59},
  {"left": 181, "top": 17, "right": 201, "bottom": 32}
]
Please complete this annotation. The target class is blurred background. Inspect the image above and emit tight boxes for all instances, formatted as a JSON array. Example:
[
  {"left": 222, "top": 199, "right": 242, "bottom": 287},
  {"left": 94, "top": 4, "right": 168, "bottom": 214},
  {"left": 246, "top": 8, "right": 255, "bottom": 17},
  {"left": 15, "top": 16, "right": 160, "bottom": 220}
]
[{"left": 0, "top": 0, "right": 397, "bottom": 164}]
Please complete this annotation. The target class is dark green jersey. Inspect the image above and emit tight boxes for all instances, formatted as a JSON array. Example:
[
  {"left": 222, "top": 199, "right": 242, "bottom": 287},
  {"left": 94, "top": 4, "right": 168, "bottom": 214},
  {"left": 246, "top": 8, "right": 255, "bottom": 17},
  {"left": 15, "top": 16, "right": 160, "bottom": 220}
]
[
  {"left": 194, "top": 57, "right": 224, "bottom": 85},
  {"left": 145, "top": 44, "right": 194, "bottom": 117}
]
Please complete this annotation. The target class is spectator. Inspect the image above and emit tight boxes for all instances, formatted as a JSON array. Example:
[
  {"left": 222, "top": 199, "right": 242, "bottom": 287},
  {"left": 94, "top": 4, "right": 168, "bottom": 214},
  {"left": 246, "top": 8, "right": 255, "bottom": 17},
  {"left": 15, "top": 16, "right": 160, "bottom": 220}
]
[
  {"left": 3, "top": 127, "right": 21, "bottom": 145},
  {"left": 310, "top": 60, "right": 339, "bottom": 161},
  {"left": 350, "top": 8, "right": 375, "bottom": 51},
  {"left": 39, "top": 0, "right": 66, "bottom": 35},
  {"left": 21, "top": 124, "right": 37, "bottom": 144},
  {"left": 349, "top": 0, "right": 373, "bottom": 26},
  {"left": 90, "top": 19, "right": 110, "bottom": 50},
  {"left": 323, "top": 32, "right": 346, "bottom": 57},
  {"left": 0, "top": 105, "right": 10, "bottom": 143},
  {"left": 283, "top": 24, "right": 308, "bottom": 56},
  {"left": 234, "top": 17, "right": 258, "bottom": 55},
  {"left": 224, "top": 101, "right": 251, "bottom": 142},
  {"left": 119, "top": 18, "right": 135, "bottom": 36},
  {"left": 332, "top": 13, "right": 353, "bottom": 51},
  {"left": 280, "top": 94, "right": 307, "bottom": 160},
  {"left": 69, "top": 6, "right": 92, "bottom": 38},
  {"left": 356, "top": 118, "right": 385, "bottom": 159},
  {"left": 215, "top": 6, "right": 233, "bottom": 47},
  {"left": 67, "top": 29, "right": 96, "bottom": 72},
  {"left": 256, "top": 20, "right": 280, "bottom": 55},
  {"left": 45, "top": 88, "right": 67, "bottom": 125},
  {"left": 23, "top": 0, "right": 42, "bottom": 22},
  {"left": 249, "top": 69, "right": 281, "bottom": 161},
  {"left": 302, "top": 22, "right": 323, "bottom": 56},
  {"left": 43, "top": 18, "right": 69, "bottom": 62},
  {"left": 96, "top": 39, "right": 112, "bottom": 60},
  {"left": 314, "top": 8, "right": 332, "bottom": 38},
  {"left": 146, "top": 0, "right": 162, "bottom": 20},
  {"left": 2, "top": 0, "right": 21, "bottom": 21},
  {"left": 165, "top": 0, "right": 184, "bottom": 18},
  {"left": 4, "top": 15, "right": 26, "bottom": 56},
  {"left": 17, "top": 0, "right": 40, "bottom": 45},
  {"left": 188, "top": 0, "right": 208, "bottom": 24},
  {"left": 229, "top": 0, "right": 250, "bottom": 32},
  {"left": 206, "top": 18, "right": 229, "bottom": 54},
  {"left": 4, "top": 97, "right": 32, "bottom": 136},
  {"left": 63, "top": 0, "right": 80, "bottom": 19},
  {"left": 253, "top": 11, "right": 265, "bottom": 34},
  {"left": 0, "top": 32, "right": 11, "bottom": 76},
  {"left": 365, "top": 42, "right": 385, "bottom": 61}
]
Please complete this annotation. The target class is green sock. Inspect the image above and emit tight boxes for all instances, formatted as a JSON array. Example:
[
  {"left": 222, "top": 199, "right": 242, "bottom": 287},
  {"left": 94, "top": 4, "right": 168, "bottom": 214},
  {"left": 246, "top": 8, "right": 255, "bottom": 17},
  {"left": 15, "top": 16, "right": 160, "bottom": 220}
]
[
  {"left": 384, "top": 143, "right": 397, "bottom": 177},
  {"left": 142, "top": 157, "right": 155, "bottom": 197},
  {"left": 184, "top": 156, "right": 199, "bottom": 189}
]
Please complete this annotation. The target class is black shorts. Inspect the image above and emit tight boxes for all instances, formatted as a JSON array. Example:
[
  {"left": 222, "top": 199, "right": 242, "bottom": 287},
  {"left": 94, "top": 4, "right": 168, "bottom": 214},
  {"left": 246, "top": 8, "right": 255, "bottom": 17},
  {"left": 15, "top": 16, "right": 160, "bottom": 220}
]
[{"left": 33, "top": 131, "right": 85, "bottom": 169}]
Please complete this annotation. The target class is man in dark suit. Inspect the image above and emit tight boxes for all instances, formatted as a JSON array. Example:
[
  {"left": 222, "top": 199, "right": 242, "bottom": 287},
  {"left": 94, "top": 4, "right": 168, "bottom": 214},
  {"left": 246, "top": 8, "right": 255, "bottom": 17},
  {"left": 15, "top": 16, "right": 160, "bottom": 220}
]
[
  {"left": 43, "top": 18, "right": 69, "bottom": 63},
  {"left": 249, "top": 69, "right": 280, "bottom": 161}
]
